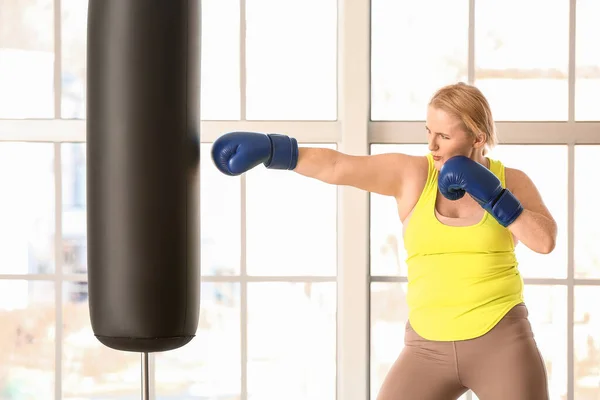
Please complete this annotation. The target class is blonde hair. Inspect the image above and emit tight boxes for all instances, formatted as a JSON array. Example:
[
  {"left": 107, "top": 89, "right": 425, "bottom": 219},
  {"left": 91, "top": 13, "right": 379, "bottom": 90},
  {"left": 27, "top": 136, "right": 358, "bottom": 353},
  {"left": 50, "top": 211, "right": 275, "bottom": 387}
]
[{"left": 428, "top": 82, "right": 498, "bottom": 155}]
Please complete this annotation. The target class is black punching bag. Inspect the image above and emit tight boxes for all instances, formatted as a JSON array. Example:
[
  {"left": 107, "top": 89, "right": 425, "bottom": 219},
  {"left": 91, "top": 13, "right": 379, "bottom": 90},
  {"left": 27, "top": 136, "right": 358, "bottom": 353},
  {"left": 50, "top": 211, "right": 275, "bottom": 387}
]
[{"left": 86, "top": 0, "right": 201, "bottom": 353}]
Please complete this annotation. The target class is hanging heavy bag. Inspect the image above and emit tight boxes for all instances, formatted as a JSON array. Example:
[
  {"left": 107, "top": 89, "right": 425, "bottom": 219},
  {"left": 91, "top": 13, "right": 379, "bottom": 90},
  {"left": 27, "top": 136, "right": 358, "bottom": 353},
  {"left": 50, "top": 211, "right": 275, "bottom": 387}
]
[{"left": 86, "top": 0, "right": 201, "bottom": 353}]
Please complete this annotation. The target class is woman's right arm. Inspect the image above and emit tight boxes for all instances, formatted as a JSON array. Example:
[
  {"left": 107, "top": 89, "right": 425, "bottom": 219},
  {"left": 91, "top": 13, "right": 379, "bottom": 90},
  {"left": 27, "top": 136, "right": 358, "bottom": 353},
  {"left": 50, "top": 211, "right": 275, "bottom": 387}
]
[
  {"left": 211, "top": 131, "right": 421, "bottom": 198},
  {"left": 294, "top": 147, "right": 420, "bottom": 198}
]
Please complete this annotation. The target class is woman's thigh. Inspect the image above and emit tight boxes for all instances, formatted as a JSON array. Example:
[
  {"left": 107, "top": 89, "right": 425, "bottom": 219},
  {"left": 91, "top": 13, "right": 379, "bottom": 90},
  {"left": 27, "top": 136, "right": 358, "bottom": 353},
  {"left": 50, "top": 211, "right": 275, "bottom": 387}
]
[
  {"left": 377, "top": 325, "right": 468, "bottom": 400},
  {"left": 457, "top": 304, "right": 549, "bottom": 400}
]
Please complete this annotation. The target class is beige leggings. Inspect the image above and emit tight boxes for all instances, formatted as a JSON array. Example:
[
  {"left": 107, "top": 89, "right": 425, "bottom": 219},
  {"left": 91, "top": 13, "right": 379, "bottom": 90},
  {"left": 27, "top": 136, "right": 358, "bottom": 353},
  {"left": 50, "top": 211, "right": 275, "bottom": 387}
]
[{"left": 377, "top": 304, "right": 549, "bottom": 400}]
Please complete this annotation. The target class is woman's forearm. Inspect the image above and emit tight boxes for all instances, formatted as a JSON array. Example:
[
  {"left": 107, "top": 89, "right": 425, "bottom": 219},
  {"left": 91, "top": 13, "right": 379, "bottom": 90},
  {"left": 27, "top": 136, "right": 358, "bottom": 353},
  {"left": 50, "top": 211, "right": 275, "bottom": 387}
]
[
  {"left": 293, "top": 147, "right": 342, "bottom": 184},
  {"left": 508, "top": 209, "right": 557, "bottom": 254}
]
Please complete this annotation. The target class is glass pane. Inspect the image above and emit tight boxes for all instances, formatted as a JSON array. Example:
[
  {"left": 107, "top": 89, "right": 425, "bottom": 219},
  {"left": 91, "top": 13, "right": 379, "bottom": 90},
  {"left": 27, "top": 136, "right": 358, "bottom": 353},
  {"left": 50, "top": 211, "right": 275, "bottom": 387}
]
[
  {"left": 522, "top": 285, "right": 567, "bottom": 400},
  {"left": 155, "top": 282, "right": 241, "bottom": 399},
  {"left": 61, "top": 0, "right": 88, "bottom": 119},
  {"left": 62, "top": 281, "right": 141, "bottom": 398},
  {"left": 575, "top": 146, "right": 600, "bottom": 278},
  {"left": 475, "top": 0, "right": 569, "bottom": 121},
  {"left": 61, "top": 143, "right": 241, "bottom": 276},
  {"left": 202, "top": 0, "right": 240, "bottom": 120},
  {"left": 246, "top": 0, "right": 337, "bottom": 120},
  {"left": 371, "top": 282, "right": 564, "bottom": 400},
  {"left": 247, "top": 282, "right": 336, "bottom": 400},
  {"left": 370, "top": 144, "right": 428, "bottom": 277},
  {"left": 574, "top": 286, "right": 600, "bottom": 398},
  {"left": 0, "top": 0, "right": 54, "bottom": 118},
  {"left": 371, "top": 0, "right": 468, "bottom": 121},
  {"left": 61, "top": 0, "right": 241, "bottom": 120},
  {"left": 370, "top": 282, "right": 409, "bottom": 399},
  {"left": 246, "top": 145, "right": 337, "bottom": 276},
  {"left": 370, "top": 282, "right": 469, "bottom": 400},
  {"left": 369, "top": 144, "right": 567, "bottom": 279},
  {"left": 0, "top": 143, "right": 55, "bottom": 274},
  {"left": 576, "top": 0, "right": 600, "bottom": 121},
  {"left": 0, "top": 280, "right": 54, "bottom": 398},
  {"left": 488, "top": 145, "right": 567, "bottom": 279},
  {"left": 201, "top": 144, "right": 241, "bottom": 276},
  {"left": 62, "top": 143, "right": 87, "bottom": 275},
  {"left": 370, "top": 283, "right": 565, "bottom": 400}
]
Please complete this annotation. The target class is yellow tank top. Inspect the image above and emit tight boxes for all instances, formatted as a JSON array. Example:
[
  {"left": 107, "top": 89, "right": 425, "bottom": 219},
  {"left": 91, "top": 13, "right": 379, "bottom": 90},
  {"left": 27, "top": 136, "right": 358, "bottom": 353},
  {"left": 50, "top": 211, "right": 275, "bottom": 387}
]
[{"left": 403, "top": 153, "right": 524, "bottom": 341}]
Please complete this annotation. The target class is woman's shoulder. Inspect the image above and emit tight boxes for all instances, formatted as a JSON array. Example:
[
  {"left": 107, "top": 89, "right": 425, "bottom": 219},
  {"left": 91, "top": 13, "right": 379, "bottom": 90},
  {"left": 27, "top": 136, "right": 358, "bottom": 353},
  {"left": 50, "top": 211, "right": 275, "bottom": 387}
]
[{"left": 503, "top": 165, "right": 535, "bottom": 194}]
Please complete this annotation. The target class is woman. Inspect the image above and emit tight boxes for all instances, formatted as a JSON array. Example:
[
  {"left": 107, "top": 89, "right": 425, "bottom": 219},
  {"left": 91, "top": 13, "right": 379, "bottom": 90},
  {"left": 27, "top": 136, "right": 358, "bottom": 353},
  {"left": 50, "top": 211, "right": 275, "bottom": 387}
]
[{"left": 211, "top": 82, "right": 557, "bottom": 399}]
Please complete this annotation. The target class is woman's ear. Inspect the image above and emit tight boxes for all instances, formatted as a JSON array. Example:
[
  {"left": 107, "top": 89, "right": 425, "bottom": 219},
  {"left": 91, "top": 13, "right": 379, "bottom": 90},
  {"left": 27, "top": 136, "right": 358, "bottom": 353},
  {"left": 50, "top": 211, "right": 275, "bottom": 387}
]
[{"left": 473, "top": 133, "right": 486, "bottom": 149}]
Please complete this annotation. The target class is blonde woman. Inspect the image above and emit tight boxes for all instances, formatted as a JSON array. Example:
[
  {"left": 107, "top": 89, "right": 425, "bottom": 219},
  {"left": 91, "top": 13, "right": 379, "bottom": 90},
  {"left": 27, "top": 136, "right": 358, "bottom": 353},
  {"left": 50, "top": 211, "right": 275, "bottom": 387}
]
[{"left": 212, "top": 82, "right": 556, "bottom": 399}]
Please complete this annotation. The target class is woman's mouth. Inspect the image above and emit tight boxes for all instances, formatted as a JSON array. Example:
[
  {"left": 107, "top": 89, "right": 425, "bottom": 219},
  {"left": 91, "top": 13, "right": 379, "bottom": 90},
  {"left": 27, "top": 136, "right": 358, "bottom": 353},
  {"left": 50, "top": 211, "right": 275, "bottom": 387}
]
[{"left": 432, "top": 155, "right": 442, "bottom": 161}]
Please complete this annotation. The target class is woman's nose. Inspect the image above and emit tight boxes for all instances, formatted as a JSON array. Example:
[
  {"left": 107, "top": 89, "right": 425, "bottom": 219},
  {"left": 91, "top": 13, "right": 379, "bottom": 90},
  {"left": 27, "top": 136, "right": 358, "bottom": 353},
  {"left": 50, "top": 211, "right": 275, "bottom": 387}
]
[{"left": 428, "top": 138, "right": 438, "bottom": 151}]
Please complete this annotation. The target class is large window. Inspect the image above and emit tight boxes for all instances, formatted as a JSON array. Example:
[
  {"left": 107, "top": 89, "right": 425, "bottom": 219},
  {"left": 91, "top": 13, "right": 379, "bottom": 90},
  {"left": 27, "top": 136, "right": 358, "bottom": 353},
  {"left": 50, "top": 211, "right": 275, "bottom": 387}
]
[
  {"left": 370, "top": 1, "right": 469, "bottom": 121},
  {"left": 0, "top": 0, "right": 339, "bottom": 399},
  {"left": 369, "top": 144, "right": 570, "bottom": 399},
  {"left": 0, "top": 0, "right": 54, "bottom": 119},
  {"left": 154, "top": 143, "right": 338, "bottom": 399},
  {"left": 474, "top": 0, "right": 570, "bottom": 121},
  {"left": 370, "top": 0, "right": 600, "bottom": 399},
  {"left": 2, "top": 0, "right": 600, "bottom": 400}
]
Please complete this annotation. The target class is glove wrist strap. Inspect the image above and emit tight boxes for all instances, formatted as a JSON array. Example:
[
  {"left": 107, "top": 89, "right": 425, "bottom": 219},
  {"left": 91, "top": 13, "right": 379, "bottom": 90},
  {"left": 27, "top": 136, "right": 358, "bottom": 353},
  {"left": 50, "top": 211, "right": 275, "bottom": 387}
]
[
  {"left": 264, "top": 134, "right": 299, "bottom": 170},
  {"left": 486, "top": 189, "right": 524, "bottom": 227}
]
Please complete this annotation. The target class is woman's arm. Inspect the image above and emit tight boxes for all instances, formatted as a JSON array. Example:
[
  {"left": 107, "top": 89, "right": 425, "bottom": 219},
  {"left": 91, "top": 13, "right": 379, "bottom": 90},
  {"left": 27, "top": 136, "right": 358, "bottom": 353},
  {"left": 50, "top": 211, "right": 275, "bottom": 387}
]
[
  {"left": 293, "top": 147, "right": 422, "bottom": 198},
  {"left": 506, "top": 168, "right": 557, "bottom": 254},
  {"left": 210, "top": 131, "right": 422, "bottom": 198}
]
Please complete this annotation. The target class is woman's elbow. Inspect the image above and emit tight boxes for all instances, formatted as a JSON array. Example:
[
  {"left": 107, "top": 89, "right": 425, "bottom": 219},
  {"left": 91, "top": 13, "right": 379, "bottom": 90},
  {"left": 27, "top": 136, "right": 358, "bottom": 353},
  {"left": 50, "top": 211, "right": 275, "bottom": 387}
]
[
  {"left": 538, "top": 240, "right": 555, "bottom": 254},
  {"left": 537, "top": 232, "right": 557, "bottom": 254}
]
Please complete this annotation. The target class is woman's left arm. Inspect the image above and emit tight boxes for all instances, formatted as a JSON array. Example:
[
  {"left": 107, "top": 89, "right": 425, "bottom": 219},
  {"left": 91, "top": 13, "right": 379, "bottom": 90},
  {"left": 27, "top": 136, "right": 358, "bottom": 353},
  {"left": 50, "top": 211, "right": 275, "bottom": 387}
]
[{"left": 506, "top": 168, "right": 558, "bottom": 254}]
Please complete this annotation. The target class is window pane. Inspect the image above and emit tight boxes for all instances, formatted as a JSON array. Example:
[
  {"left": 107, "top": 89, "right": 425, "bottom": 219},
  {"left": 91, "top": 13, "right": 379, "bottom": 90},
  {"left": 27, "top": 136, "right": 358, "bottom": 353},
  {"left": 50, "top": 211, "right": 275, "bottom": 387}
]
[
  {"left": 0, "top": 143, "right": 55, "bottom": 274},
  {"left": 370, "top": 282, "right": 409, "bottom": 399},
  {"left": 61, "top": 0, "right": 240, "bottom": 120},
  {"left": 576, "top": 0, "right": 600, "bottom": 121},
  {"left": 61, "top": 0, "right": 88, "bottom": 120},
  {"left": 245, "top": 0, "right": 337, "bottom": 120},
  {"left": 62, "top": 143, "right": 87, "bottom": 275},
  {"left": 522, "top": 285, "right": 567, "bottom": 400},
  {"left": 0, "top": 0, "right": 54, "bottom": 118},
  {"left": 202, "top": 144, "right": 241, "bottom": 276},
  {"left": 575, "top": 146, "right": 600, "bottom": 279},
  {"left": 488, "top": 145, "right": 567, "bottom": 279},
  {"left": 155, "top": 282, "right": 241, "bottom": 399},
  {"left": 370, "top": 282, "right": 470, "bottom": 400},
  {"left": 246, "top": 144, "right": 337, "bottom": 276},
  {"left": 62, "top": 281, "right": 141, "bottom": 398},
  {"left": 475, "top": 0, "right": 569, "bottom": 121},
  {"left": 370, "top": 144, "right": 428, "bottom": 277},
  {"left": 248, "top": 282, "right": 336, "bottom": 400},
  {"left": 0, "top": 280, "right": 54, "bottom": 398},
  {"left": 574, "top": 286, "right": 600, "bottom": 398},
  {"left": 61, "top": 143, "right": 241, "bottom": 276},
  {"left": 370, "top": 144, "right": 567, "bottom": 279},
  {"left": 370, "top": 283, "right": 566, "bottom": 400},
  {"left": 202, "top": 0, "right": 240, "bottom": 120},
  {"left": 371, "top": 0, "right": 468, "bottom": 121}
]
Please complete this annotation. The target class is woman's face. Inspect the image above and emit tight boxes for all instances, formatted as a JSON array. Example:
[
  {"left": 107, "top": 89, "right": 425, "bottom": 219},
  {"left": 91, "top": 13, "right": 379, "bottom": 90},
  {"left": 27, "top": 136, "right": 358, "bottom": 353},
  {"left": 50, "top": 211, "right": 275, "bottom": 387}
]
[{"left": 426, "top": 106, "right": 482, "bottom": 171}]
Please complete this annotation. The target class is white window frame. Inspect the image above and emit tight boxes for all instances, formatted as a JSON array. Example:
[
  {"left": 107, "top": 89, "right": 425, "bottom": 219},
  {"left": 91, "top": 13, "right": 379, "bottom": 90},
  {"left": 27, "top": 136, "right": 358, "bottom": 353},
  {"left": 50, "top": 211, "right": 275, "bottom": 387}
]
[
  {"left": 366, "top": 1, "right": 600, "bottom": 400},
  {"left": 1, "top": 0, "right": 600, "bottom": 399}
]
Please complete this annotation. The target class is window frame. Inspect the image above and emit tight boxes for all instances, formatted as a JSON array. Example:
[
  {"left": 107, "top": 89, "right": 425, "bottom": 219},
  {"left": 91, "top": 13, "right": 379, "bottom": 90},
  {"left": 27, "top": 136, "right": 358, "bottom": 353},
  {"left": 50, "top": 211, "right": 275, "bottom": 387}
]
[{"left": 1, "top": 0, "right": 599, "bottom": 399}]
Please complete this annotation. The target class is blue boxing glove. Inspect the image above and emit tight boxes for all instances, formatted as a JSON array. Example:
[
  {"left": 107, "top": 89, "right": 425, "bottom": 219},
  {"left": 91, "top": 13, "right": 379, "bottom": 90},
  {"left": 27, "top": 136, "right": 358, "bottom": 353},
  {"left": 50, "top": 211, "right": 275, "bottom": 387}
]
[
  {"left": 211, "top": 131, "right": 298, "bottom": 176},
  {"left": 438, "top": 156, "right": 523, "bottom": 227}
]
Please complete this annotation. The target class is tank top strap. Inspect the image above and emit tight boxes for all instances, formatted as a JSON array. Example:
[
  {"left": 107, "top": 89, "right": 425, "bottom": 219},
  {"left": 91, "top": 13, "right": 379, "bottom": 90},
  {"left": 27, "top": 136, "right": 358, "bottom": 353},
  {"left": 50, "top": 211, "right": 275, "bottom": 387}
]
[
  {"left": 487, "top": 157, "right": 506, "bottom": 187},
  {"left": 419, "top": 153, "right": 439, "bottom": 204}
]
